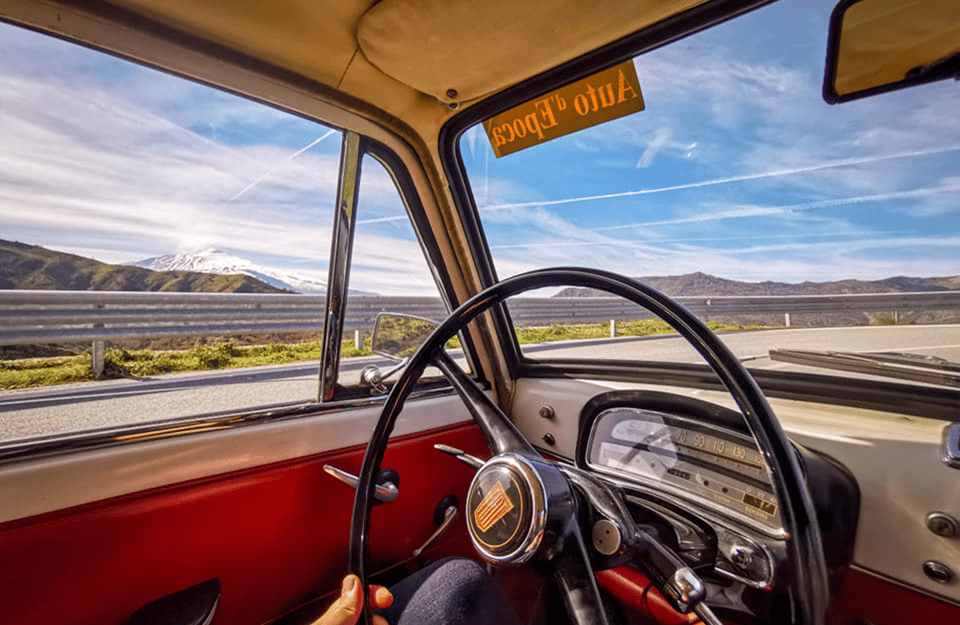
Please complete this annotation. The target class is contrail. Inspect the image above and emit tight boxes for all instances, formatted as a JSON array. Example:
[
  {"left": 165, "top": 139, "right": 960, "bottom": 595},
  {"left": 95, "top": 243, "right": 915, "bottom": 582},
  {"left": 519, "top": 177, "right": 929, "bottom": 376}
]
[
  {"left": 490, "top": 230, "right": 913, "bottom": 250},
  {"left": 593, "top": 185, "right": 956, "bottom": 231},
  {"left": 357, "top": 215, "right": 407, "bottom": 225},
  {"left": 491, "top": 232, "right": 959, "bottom": 252},
  {"left": 478, "top": 145, "right": 960, "bottom": 212},
  {"left": 356, "top": 148, "right": 957, "bottom": 226},
  {"left": 228, "top": 129, "right": 338, "bottom": 202}
]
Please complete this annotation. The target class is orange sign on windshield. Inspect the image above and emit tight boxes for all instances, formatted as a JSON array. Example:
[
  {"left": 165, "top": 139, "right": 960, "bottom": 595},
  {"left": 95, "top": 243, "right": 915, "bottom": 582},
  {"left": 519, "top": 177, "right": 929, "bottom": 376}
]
[{"left": 483, "top": 60, "right": 645, "bottom": 158}]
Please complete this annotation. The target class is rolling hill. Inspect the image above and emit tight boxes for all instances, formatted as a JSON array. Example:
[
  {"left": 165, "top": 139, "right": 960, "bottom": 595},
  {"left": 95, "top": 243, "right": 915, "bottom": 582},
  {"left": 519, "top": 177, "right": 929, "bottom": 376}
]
[{"left": 0, "top": 240, "right": 290, "bottom": 293}]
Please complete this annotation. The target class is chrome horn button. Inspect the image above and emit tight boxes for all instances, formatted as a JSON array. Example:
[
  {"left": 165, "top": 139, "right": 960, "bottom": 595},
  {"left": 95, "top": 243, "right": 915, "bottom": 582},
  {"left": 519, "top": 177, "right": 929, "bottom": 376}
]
[{"left": 466, "top": 454, "right": 559, "bottom": 564}]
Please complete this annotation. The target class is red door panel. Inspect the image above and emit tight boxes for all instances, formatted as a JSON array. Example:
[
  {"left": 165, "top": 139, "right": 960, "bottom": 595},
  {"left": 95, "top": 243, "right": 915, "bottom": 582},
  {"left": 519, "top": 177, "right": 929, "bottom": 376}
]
[
  {"left": 828, "top": 568, "right": 960, "bottom": 625},
  {"left": 0, "top": 421, "right": 489, "bottom": 625}
]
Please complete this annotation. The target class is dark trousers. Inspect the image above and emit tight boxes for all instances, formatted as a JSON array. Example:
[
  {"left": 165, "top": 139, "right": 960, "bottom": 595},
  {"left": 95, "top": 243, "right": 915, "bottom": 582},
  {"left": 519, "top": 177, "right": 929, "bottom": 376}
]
[{"left": 381, "top": 557, "right": 522, "bottom": 625}]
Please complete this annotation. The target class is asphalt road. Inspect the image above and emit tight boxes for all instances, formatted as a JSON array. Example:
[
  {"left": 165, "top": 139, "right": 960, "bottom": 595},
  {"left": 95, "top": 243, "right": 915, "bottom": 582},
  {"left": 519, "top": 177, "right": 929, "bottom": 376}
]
[{"left": 2, "top": 326, "right": 957, "bottom": 442}]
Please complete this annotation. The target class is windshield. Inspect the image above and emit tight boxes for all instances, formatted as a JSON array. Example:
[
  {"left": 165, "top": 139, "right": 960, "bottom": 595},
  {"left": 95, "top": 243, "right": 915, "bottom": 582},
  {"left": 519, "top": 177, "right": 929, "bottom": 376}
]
[{"left": 458, "top": 0, "right": 960, "bottom": 379}]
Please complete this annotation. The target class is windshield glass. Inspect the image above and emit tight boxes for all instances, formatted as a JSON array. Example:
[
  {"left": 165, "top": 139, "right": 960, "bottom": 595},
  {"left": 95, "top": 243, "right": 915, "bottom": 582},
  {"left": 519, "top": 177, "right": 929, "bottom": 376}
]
[{"left": 458, "top": 0, "right": 960, "bottom": 379}]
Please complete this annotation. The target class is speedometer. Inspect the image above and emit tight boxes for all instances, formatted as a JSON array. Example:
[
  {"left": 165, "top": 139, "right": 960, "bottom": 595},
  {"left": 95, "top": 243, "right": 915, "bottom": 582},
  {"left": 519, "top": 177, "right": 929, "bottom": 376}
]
[{"left": 586, "top": 406, "right": 782, "bottom": 531}]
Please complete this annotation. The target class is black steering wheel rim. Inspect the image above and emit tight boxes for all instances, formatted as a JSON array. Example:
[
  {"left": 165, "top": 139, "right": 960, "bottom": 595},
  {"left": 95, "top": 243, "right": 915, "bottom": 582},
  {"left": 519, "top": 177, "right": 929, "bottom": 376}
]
[{"left": 348, "top": 267, "right": 828, "bottom": 625}]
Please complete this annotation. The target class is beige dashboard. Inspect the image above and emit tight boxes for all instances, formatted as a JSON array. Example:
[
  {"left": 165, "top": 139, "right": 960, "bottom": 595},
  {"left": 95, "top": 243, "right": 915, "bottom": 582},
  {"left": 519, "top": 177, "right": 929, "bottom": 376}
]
[{"left": 510, "top": 377, "right": 960, "bottom": 604}]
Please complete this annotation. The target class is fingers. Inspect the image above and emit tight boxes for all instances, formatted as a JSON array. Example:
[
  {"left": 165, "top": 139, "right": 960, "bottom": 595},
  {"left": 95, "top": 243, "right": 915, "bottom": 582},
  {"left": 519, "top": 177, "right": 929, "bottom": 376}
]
[
  {"left": 313, "top": 575, "right": 362, "bottom": 625},
  {"left": 313, "top": 576, "right": 393, "bottom": 625},
  {"left": 369, "top": 585, "right": 394, "bottom": 610}
]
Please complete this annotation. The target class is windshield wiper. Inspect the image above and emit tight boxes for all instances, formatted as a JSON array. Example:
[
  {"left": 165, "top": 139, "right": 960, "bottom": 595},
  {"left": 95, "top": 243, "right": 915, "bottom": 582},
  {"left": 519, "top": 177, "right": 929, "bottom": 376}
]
[{"left": 768, "top": 349, "right": 960, "bottom": 388}]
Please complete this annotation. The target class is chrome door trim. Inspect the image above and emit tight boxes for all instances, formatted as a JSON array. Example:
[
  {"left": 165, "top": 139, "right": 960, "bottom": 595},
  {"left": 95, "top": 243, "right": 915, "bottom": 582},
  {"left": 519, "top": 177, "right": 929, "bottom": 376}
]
[{"left": 0, "top": 386, "right": 456, "bottom": 465}]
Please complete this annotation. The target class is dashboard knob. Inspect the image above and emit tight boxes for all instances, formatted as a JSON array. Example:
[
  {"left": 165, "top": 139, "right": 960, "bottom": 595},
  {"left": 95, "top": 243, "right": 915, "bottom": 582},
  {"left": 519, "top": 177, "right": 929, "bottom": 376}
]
[
  {"left": 922, "top": 561, "right": 955, "bottom": 585},
  {"left": 592, "top": 519, "right": 622, "bottom": 556},
  {"left": 728, "top": 545, "right": 754, "bottom": 569},
  {"left": 926, "top": 512, "right": 959, "bottom": 539}
]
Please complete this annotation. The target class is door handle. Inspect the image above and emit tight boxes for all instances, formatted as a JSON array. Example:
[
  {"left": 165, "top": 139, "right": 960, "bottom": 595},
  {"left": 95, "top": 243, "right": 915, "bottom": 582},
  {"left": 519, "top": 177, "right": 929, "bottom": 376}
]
[
  {"left": 323, "top": 465, "right": 399, "bottom": 503},
  {"left": 124, "top": 578, "right": 219, "bottom": 625}
]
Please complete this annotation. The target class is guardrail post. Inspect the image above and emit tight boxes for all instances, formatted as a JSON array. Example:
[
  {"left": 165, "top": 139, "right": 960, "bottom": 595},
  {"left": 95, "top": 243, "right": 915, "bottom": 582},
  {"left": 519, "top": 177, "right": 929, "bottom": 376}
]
[
  {"left": 609, "top": 319, "right": 617, "bottom": 338},
  {"left": 354, "top": 330, "right": 361, "bottom": 350},
  {"left": 91, "top": 341, "right": 105, "bottom": 377},
  {"left": 784, "top": 313, "right": 791, "bottom": 327}
]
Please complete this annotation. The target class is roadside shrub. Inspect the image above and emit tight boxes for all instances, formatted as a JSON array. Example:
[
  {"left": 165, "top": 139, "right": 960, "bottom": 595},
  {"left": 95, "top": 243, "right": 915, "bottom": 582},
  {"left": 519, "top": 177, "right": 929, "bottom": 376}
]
[{"left": 191, "top": 342, "right": 237, "bottom": 369}]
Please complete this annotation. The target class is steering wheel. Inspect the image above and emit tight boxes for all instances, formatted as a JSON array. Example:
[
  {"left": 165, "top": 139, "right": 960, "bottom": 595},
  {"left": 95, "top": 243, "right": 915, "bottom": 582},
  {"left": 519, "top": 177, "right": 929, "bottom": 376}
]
[{"left": 348, "top": 268, "right": 828, "bottom": 625}]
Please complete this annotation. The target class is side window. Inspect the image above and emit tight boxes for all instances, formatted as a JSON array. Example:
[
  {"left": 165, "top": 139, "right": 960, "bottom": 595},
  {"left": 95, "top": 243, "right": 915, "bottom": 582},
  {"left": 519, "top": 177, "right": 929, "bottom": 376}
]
[
  {"left": 335, "top": 154, "right": 448, "bottom": 390},
  {"left": 0, "top": 23, "right": 342, "bottom": 444}
]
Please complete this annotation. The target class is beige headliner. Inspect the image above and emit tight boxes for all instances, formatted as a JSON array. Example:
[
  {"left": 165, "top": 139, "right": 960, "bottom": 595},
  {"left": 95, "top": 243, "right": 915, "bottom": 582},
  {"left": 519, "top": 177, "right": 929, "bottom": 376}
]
[
  {"left": 358, "top": 0, "right": 706, "bottom": 105},
  {"left": 5, "top": 0, "right": 704, "bottom": 145}
]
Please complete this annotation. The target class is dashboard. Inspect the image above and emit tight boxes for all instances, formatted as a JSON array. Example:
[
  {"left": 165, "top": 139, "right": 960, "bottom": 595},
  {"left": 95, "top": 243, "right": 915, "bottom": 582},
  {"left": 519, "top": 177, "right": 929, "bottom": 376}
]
[
  {"left": 586, "top": 406, "right": 782, "bottom": 533},
  {"left": 568, "top": 389, "right": 861, "bottom": 607},
  {"left": 513, "top": 375, "right": 960, "bottom": 613}
]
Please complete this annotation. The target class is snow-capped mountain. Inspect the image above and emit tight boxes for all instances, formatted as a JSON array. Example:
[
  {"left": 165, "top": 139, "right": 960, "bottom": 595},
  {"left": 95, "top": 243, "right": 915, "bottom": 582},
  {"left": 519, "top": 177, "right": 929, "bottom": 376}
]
[{"left": 131, "top": 248, "right": 327, "bottom": 294}]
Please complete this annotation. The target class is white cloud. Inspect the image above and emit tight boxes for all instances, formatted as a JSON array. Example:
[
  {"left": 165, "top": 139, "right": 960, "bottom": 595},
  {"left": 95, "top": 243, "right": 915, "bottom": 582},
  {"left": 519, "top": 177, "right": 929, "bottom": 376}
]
[
  {"left": 635, "top": 128, "right": 671, "bottom": 168},
  {"left": 0, "top": 41, "right": 444, "bottom": 295},
  {"left": 491, "top": 232, "right": 960, "bottom": 283}
]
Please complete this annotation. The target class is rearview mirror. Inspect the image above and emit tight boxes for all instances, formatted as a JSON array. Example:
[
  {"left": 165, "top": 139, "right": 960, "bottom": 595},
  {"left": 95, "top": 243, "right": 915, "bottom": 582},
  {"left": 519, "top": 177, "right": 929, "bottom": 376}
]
[
  {"left": 823, "top": 0, "right": 959, "bottom": 104},
  {"left": 370, "top": 313, "right": 439, "bottom": 361}
]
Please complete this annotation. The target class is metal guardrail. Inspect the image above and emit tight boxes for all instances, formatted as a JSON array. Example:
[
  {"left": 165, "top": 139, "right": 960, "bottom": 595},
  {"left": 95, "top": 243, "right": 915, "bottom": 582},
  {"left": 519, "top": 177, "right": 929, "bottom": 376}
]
[
  {"left": 506, "top": 291, "right": 960, "bottom": 325},
  {"left": 2, "top": 290, "right": 957, "bottom": 346}
]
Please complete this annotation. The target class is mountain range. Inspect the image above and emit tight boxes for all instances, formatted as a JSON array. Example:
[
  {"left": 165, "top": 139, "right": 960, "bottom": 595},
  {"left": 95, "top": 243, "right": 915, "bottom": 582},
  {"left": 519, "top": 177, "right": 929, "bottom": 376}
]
[
  {"left": 133, "top": 248, "right": 327, "bottom": 294},
  {"left": 0, "top": 240, "right": 288, "bottom": 293},
  {"left": 554, "top": 271, "right": 960, "bottom": 297},
  {"left": 3, "top": 240, "right": 957, "bottom": 299}
]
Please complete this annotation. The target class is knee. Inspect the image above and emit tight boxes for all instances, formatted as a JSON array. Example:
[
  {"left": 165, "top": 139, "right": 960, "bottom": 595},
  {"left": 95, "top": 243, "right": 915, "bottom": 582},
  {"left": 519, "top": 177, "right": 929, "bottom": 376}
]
[{"left": 433, "top": 558, "right": 509, "bottom": 615}]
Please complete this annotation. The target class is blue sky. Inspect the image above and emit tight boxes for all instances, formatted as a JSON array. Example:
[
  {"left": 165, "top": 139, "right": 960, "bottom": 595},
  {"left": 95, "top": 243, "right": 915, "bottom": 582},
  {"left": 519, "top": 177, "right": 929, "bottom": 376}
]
[
  {"left": 460, "top": 0, "right": 959, "bottom": 284},
  {"left": 1, "top": 0, "right": 958, "bottom": 295}
]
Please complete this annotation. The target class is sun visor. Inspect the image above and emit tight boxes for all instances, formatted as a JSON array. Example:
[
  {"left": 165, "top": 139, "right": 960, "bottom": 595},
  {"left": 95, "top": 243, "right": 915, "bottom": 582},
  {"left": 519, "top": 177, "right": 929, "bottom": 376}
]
[
  {"left": 831, "top": 0, "right": 960, "bottom": 99},
  {"left": 357, "top": 0, "right": 704, "bottom": 105}
]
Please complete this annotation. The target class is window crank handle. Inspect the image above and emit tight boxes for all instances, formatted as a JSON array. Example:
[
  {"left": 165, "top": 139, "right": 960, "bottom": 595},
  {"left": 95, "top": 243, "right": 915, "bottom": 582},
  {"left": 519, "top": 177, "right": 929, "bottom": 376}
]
[
  {"left": 434, "top": 444, "right": 484, "bottom": 470},
  {"left": 414, "top": 505, "right": 458, "bottom": 557}
]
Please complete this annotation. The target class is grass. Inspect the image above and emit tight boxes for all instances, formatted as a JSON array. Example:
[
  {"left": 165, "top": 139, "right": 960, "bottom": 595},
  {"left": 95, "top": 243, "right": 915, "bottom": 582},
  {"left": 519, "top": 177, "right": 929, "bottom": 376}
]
[
  {"left": 0, "top": 319, "right": 765, "bottom": 389},
  {"left": 515, "top": 319, "right": 762, "bottom": 344},
  {"left": 0, "top": 340, "right": 368, "bottom": 390}
]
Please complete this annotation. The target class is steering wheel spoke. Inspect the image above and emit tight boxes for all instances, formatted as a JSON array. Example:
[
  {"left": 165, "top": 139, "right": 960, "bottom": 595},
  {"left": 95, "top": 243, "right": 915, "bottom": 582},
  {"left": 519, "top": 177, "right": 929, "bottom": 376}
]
[
  {"left": 552, "top": 521, "right": 614, "bottom": 625},
  {"left": 432, "top": 349, "right": 535, "bottom": 455}
]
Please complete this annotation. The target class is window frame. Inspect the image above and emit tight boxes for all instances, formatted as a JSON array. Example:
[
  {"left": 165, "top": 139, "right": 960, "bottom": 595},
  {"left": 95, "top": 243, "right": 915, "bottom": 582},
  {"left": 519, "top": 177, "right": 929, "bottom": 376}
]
[{"left": 319, "top": 133, "right": 482, "bottom": 402}]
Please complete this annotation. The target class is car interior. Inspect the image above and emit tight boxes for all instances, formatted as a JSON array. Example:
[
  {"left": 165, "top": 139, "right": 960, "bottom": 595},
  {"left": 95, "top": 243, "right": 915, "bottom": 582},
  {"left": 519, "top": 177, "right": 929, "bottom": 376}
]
[{"left": 0, "top": 1, "right": 958, "bottom": 625}]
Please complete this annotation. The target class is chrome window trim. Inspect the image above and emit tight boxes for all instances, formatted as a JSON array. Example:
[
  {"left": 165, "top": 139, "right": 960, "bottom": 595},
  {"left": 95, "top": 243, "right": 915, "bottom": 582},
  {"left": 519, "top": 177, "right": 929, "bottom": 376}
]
[
  {"left": 0, "top": 386, "right": 456, "bottom": 466},
  {"left": 320, "top": 131, "right": 363, "bottom": 401}
]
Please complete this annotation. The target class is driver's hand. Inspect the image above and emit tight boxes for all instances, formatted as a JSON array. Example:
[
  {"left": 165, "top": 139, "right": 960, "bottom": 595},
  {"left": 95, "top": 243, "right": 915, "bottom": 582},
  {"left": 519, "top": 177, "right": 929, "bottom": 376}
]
[{"left": 314, "top": 574, "right": 393, "bottom": 625}]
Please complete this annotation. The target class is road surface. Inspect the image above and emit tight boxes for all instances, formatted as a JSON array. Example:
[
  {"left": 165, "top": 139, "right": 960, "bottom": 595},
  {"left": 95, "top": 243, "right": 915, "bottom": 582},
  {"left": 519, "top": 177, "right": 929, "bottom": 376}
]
[{"left": 1, "top": 326, "right": 957, "bottom": 443}]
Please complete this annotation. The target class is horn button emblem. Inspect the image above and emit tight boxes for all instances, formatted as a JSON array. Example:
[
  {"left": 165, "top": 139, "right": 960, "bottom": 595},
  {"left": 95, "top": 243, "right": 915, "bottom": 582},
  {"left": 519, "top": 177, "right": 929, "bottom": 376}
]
[
  {"left": 474, "top": 481, "right": 515, "bottom": 532},
  {"left": 466, "top": 455, "right": 552, "bottom": 563}
]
